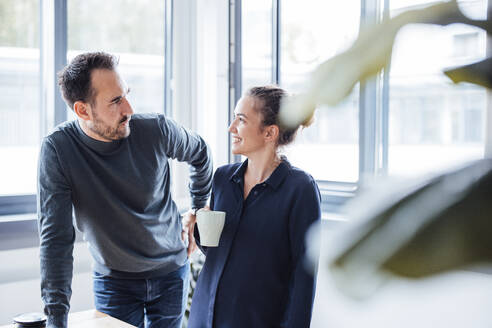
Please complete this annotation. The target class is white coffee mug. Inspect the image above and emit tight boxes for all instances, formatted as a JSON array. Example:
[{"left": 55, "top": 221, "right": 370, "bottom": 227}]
[{"left": 196, "top": 210, "right": 226, "bottom": 247}]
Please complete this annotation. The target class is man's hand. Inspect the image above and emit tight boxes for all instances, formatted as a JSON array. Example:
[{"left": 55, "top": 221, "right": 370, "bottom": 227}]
[{"left": 182, "top": 210, "right": 198, "bottom": 257}]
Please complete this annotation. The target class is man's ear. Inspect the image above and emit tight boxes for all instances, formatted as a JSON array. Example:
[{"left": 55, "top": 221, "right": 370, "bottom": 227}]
[
  {"left": 264, "top": 125, "right": 279, "bottom": 143},
  {"left": 73, "top": 101, "right": 91, "bottom": 121}
]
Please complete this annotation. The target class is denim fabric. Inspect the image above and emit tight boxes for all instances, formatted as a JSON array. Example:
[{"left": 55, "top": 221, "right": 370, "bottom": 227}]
[{"left": 93, "top": 263, "right": 190, "bottom": 328}]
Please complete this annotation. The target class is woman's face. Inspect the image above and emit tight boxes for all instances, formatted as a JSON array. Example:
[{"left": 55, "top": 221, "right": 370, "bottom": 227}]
[{"left": 228, "top": 96, "right": 268, "bottom": 156}]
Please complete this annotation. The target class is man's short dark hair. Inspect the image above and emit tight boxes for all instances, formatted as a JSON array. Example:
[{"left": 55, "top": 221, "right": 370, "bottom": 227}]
[{"left": 57, "top": 52, "right": 118, "bottom": 109}]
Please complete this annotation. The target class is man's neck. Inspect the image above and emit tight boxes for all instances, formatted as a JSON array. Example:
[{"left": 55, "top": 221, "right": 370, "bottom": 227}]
[{"left": 78, "top": 119, "right": 112, "bottom": 142}]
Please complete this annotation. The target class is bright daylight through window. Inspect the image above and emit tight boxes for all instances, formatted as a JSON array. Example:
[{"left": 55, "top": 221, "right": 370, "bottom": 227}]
[
  {"left": 0, "top": 0, "right": 166, "bottom": 199},
  {"left": 280, "top": 0, "right": 361, "bottom": 183},
  {"left": 241, "top": 0, "right": 488, "bottom": 185},
  {"left": 241, "top": 0, "right": 273, "bottom": 91},
  {"left": 68, "top": 0, "right": 165, "bottom": 115},
  {"left": 388, "top": 0, "right": 488, "bottom": 176},
  {"left": 0, "top": 0, "right": 40, "bottom": 196}
]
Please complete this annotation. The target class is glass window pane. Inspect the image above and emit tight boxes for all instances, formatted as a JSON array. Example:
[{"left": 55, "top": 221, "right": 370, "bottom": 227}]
[
  {"left": 68, "top": 0, "right": 165, "bottom": 114},
  {"left": 0, "top": 0, "right": 40, "bottom": 196},
  {"left": 388, "top": 0, "right": 487, "bottom": 177},
  {"left": 281, "top": 0, "right": 360, "bottom": 182},
  {"left": 241, "top": 0, "right": 273, "bottom": 90}
]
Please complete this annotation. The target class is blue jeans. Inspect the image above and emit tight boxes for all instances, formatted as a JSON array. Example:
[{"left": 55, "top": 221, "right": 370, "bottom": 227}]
[{"left": 93, "top": 263, "right": 190, "bottom": 328}]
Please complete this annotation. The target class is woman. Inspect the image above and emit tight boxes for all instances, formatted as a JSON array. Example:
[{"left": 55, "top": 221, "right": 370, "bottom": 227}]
[{"left": 188, "top": 86, "right": 321, "bottom": 328}]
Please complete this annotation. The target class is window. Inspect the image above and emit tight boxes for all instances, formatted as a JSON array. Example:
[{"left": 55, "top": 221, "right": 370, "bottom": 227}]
[
  {"left": 280, "top": 0, "right": 360, "bottom": 183},
  {"left": 0, "top": 0, "right": 172, "bottom": 216},
  {"left": 388, "top": 0, "right": 487, "bottom": 177},
  {"left": 239, "top": 0, "right": 489, "bottom": 212},
  {"left": 240, "top": 0, "right": 361, "bottom": 183},
  {"left": 241, "top": 0, "right": 273, "bottom": 90},
  {"left": 68, "top": 0, "right": 166, "bottom": 114},
  {"left": 0, "top": 0, "right": 40, "bottom": 197}
]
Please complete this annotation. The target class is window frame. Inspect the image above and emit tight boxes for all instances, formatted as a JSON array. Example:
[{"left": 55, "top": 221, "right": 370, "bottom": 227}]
[{"left": 0, "top": 195, "right": 37, "bottom": 216}]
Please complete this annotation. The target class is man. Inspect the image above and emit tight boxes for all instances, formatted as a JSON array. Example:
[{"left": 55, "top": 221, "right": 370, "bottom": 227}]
[{"left": 37, "top": 52, "right": 212, "bottom": 328}]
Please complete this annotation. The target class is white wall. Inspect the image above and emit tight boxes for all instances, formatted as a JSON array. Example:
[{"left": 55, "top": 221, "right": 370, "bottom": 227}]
[{"left": 0, "top": 242, "right": 93, "bottom": 325}]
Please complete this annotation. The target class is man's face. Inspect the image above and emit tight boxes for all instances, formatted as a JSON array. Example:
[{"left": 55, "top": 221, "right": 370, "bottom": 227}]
[{"left": 86, "top": 69, "right": 134, "bottom": 141}]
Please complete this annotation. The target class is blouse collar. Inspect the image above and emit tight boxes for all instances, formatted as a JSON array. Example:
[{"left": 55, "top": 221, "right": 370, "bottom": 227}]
[{"left": 229, "top": 156, "right": 291, "bottom": 190}]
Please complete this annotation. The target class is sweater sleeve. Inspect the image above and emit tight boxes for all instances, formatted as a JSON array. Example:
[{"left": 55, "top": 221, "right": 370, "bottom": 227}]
[
  {"left": 158, "top": 115, "right": 213, "bottom": 209},
  {"left": 37, "top": 137, "right": 75, "bottom": 328},
  {"left": 193, "top": 171, "right": 217, "bottom": 256},
  {"left": 284, "top": 178, "right": 321, "bottom": 328}
]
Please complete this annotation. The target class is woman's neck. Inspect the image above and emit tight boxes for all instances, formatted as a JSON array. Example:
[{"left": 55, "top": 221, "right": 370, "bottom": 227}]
[{"left": 245, "top": 150, "right": 282, "bottom": 184}]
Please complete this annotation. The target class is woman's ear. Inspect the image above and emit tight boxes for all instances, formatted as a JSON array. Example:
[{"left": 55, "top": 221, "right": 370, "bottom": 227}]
[
  {"left": 264, "top": 125, "right": 279, "bottom": 143},
  {"left": 73, "top": 101, "right": 91, "bottom": 121}
]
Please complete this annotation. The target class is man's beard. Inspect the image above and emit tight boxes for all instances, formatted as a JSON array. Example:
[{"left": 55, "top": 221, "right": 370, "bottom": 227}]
[{"left": 89, "top": 115, "right": 131, "bottom": 141}]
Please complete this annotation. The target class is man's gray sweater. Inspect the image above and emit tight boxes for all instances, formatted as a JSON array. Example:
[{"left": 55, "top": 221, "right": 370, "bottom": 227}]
[{"left": 37, "top": 113, "right": 213, "bottom": 327}]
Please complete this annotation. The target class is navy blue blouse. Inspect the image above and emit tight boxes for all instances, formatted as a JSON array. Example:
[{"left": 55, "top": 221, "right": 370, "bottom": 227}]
[{"left": 188, "top": 159, "right": 321, "bottom": 328}]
